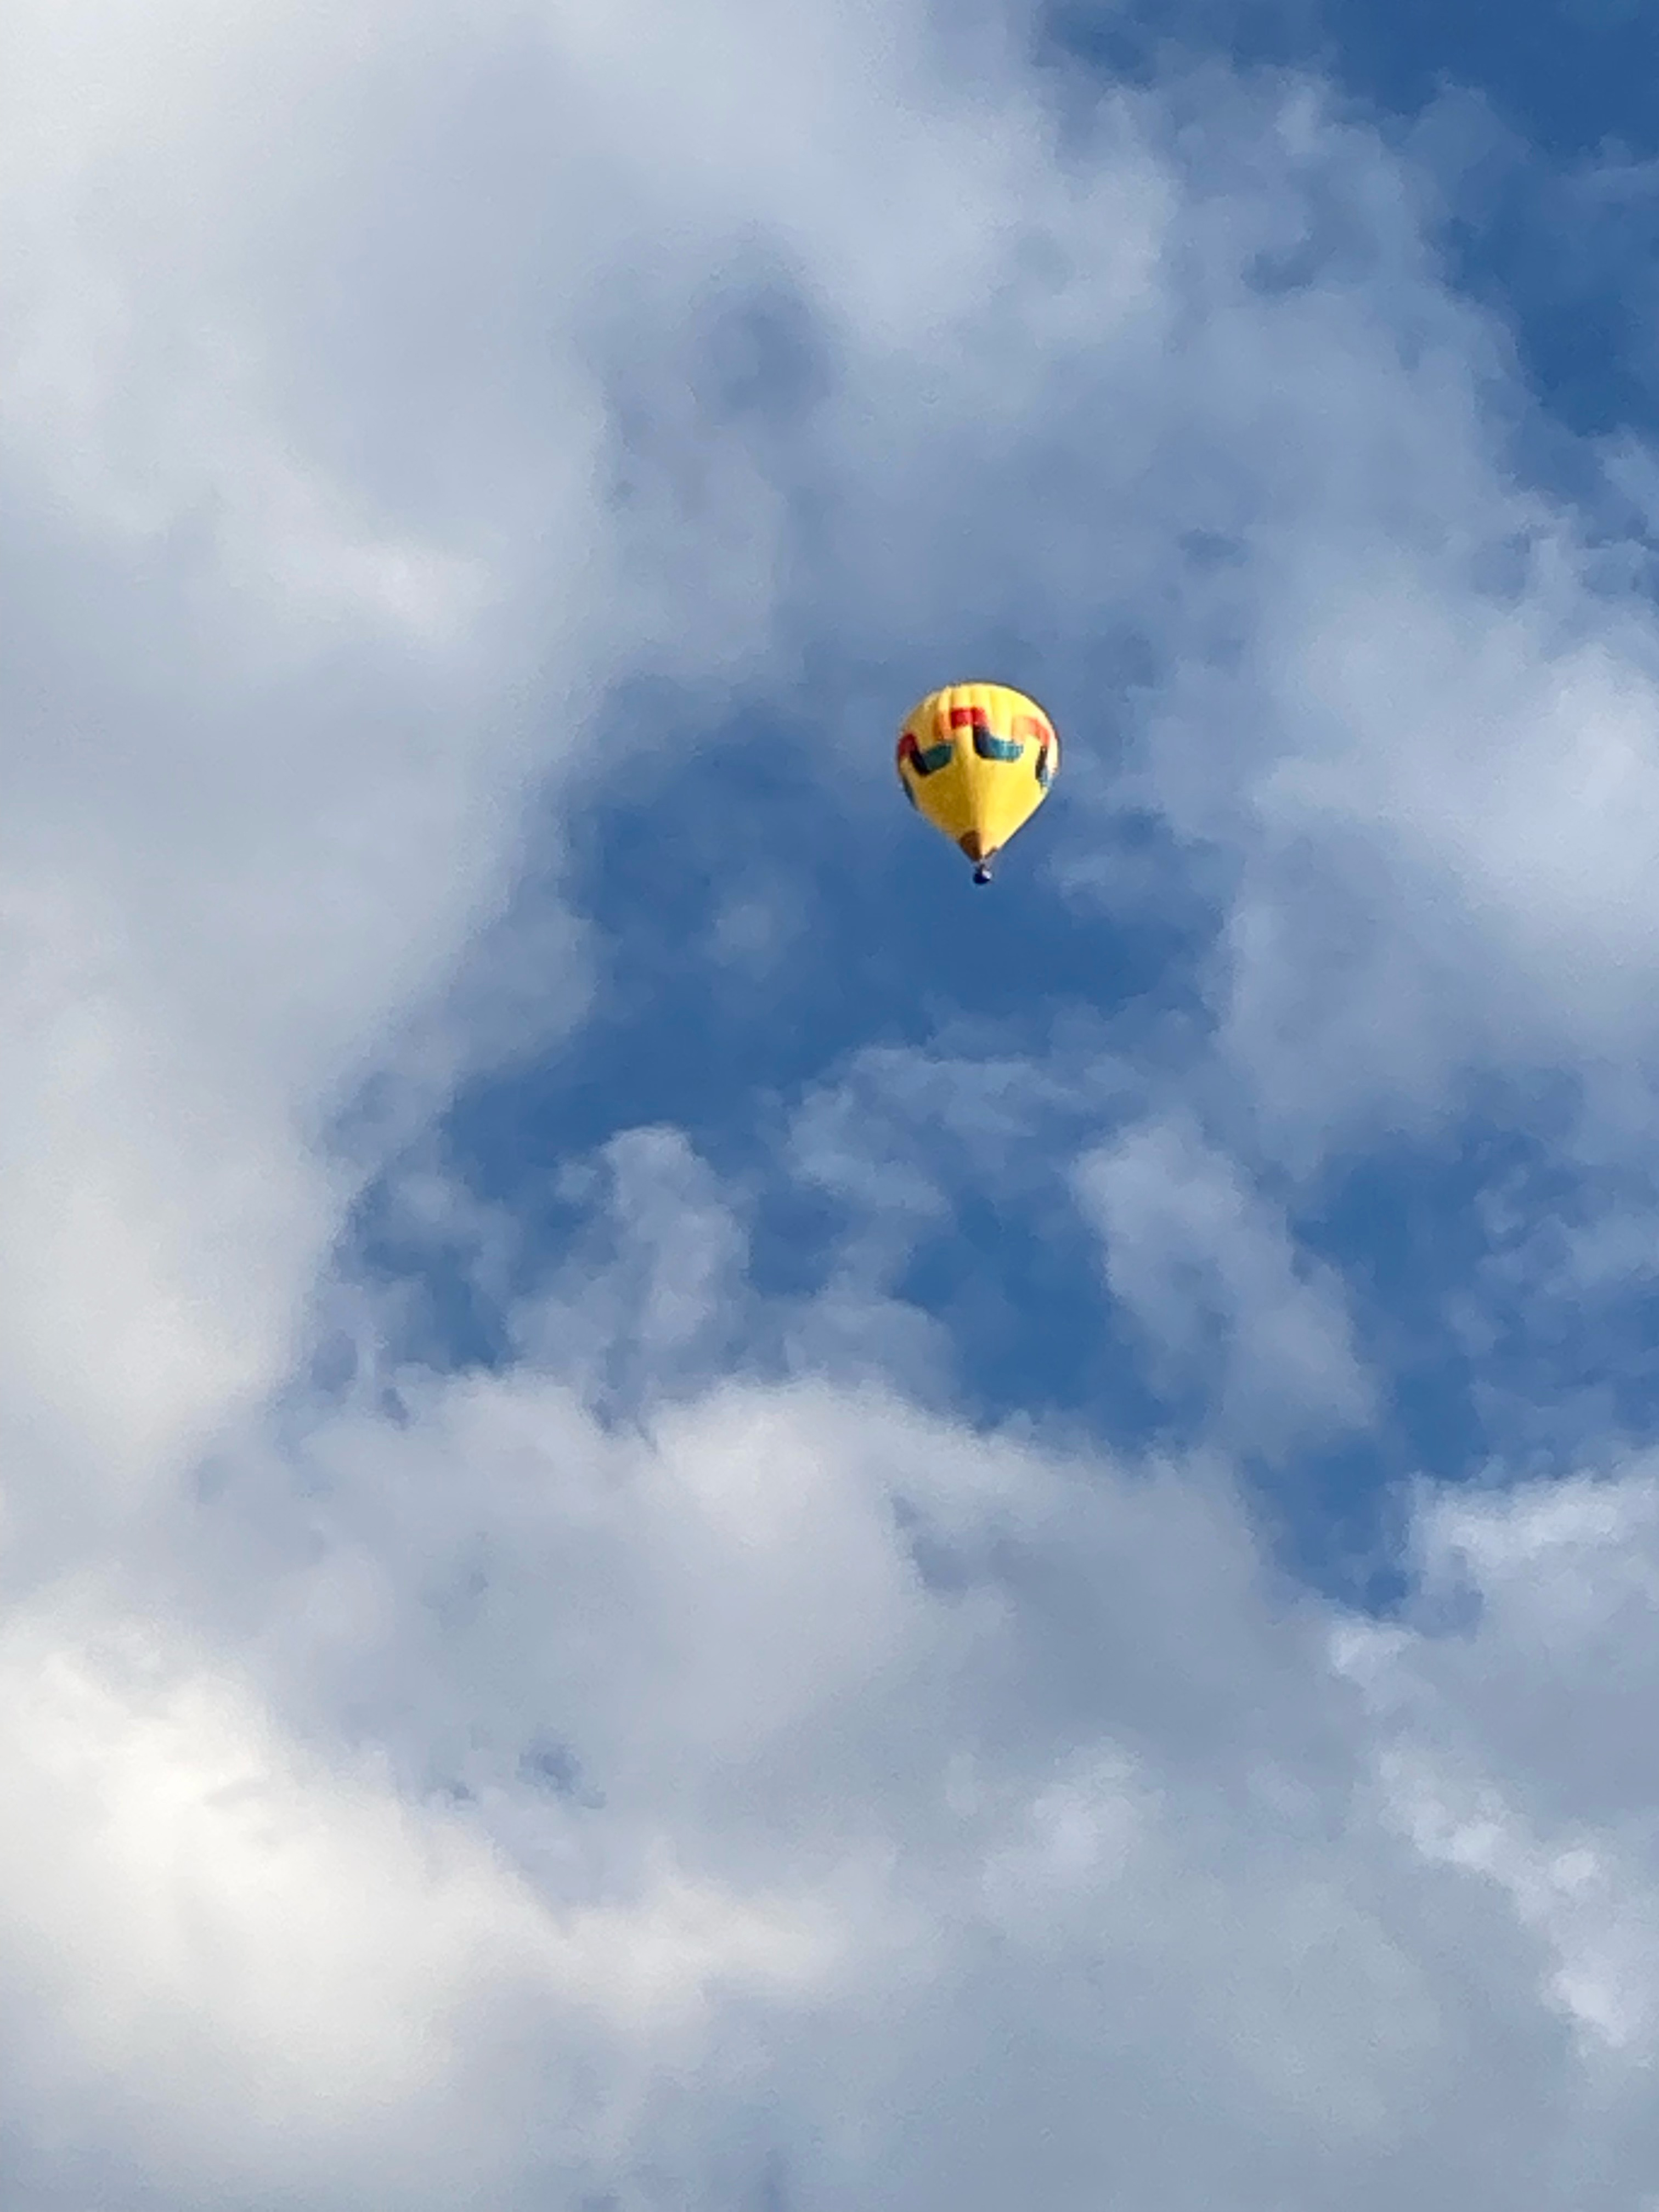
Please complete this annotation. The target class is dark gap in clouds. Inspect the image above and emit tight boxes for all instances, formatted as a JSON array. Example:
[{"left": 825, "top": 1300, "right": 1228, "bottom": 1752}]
[
  {"left": 1302, "top": 1127, "right": 1493, "bottom": 1479},
  {"left": 1041, "top": 0, "right": 1323, "bottom": 84},
  {"left": 1045, "top": 0, "right": 1659, "bottom": 160},
  {"left": 751, "top": 2149, "right": 793, "bottom": 2212},
  {"left": 1324, "top": 0, "right": 1658, "bottom": 163},
  {"left": 1244, "top": 1434, "right": 1412, "bottom": 1611},
  {"left": 519, "top": 1732, "right": 603, "bottom": 1805},
  {"left": 437, "top": 701, "right": 1190, "bottom": 1193},
  {"left": 1302, "top": 1081, "right": 1659, "bottom": 1483},
  {"left": 1043, "top": 0, "right": 1659, "bottom": 449},
  {"left": 1421, "top": 109, "right": 1659, "bottom": 453},
  {"left": 746, "top": 1177, "right": 850, "bottom": 1301},
  {"left": 691, "top": 273, "right": 836, "bottom": 428},
  {"left": 890, "top": 1188, "right": 1169, "bottom": 1436},
  {"left": 349, "top": 1175, "right": 514, "bottom": 1375},
  {"left": 890, "top": 1494, "right": 978, "bottom": 1595},
  {"left": 602, "top": 253, "right": 840, "bottom": 544}
]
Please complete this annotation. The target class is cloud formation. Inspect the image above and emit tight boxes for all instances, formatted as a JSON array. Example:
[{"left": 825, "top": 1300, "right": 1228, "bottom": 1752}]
[{"left": 8, "top": 0, "right": 1659, "bottom": 2204}]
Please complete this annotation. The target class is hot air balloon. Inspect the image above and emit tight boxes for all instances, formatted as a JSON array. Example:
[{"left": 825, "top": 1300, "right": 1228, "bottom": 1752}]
[{"left": 896, "top": 682, "right": 1058, "bottom": 884}]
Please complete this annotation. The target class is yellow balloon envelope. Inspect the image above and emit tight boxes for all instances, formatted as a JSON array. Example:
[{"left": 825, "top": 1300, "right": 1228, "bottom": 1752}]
[{"left": 896, "top": 682, "right": 1059, "bottom": 883}]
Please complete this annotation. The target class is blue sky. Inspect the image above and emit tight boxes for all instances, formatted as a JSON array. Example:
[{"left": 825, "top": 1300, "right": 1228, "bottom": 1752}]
[
  {"left": 10, "top": 0, "right": 1659, "bottom": 2205},
  {"left": 365, "top": 0, "right": 1659, "bottom": 1572}
]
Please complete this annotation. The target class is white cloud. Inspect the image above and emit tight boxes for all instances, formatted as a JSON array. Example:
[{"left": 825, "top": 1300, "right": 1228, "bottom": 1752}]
[
  {"left": 1336, "top": 1468, "right": 1659, "bottom": 2086},
  {"left": 1077, "top": 1112, "right": 1374, "bottom": 1447},
  {"left": 520, "top": 1126, "right": 752, "bottom": 1397},
  {"left": 10, "top": 0, "right": 1659, "bottom": 2203},
  {"left": 59, "top": 1367, "right": 1651, "bottom": 2207}
]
